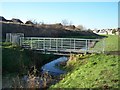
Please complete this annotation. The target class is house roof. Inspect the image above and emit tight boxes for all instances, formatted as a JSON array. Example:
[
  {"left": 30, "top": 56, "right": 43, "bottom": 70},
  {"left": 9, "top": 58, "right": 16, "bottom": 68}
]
[
  {"left": 11, "top": 18, "right": 23, "bottom": 23},
  {"left": 0, "top": 16, "right": 7, "bottom": 22}
]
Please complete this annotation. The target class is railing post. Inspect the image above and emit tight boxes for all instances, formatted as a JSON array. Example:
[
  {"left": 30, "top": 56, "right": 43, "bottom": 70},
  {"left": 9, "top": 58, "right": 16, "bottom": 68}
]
[
  {"left": 88, "top": 40, "right": 89, "bottom": 51},
  {"left": 74, "top": 39, "right": 75, "bottom": 50},
  {"left": 31, "top": 37, "right": 33, "bottom": 49},
  {"left": 56, "top": 39, "right": 58, "bottom": 52},
  {"left": 43, "top": 38, "right": 45, "bottom": 52},
  {"left": 102, "top": 39, "right": 105, "bottom": 53},
  {"left": 85, "top": 40, "right": 88, "bottom": 53},
  {"left": 10, "top": 33, "right": 12, "bottom": 42},
  {"left": 38, "top": 38, "right": 39, "bottom": 49},
  {"left": 19, "top": 37, "right": 21, "bottom": 46},
  {"left": 20, "top": 37, "right": 23, "bottom": 46},
  {"left": 70, "top": 38, "right": 72, "bottom": 53},
  {"left": 61, "top": 39, "right": 63, "bottom": 49},
  {"left": 50, "top": 38, "right": 51, "bottom": 49}
]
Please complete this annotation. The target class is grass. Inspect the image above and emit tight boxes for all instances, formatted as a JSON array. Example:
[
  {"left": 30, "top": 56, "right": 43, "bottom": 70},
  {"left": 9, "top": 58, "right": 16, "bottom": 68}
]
[
  {"left": 104, "top": 35, "right": 119, "bottom": 51},
  {"left": 93, "top": 35, "right": 119, "bottom": 51},
  {"left": 50, "top": 54, "right": 120, "bottom": 89},
  {"left": 2, "top": 42, "right": 61, "bottom": 88},
  {"left": 50, "top": 35, "right": 120, "bottom": 89},
  {"left": 2, "top": 35, "right": 120, "bottom": 88},
  {"left": 2, "top": 45, "right": 31, "bottom": 75},
  {"left": 2, "top": 42, "right": 60, "bottom": 75}
]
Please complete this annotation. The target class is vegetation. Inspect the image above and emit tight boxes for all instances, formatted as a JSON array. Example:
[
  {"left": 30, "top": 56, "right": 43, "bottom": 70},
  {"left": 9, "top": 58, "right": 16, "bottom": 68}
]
[
  {"left": 2, "top": 35, "right": 119, "bottom": 89},
  {"left": 50, "top": 54, "right": 119, "bottom": 89},
  {"left": 50, "top": 35, "right": 120, "bottom": 89},
  {"left": 1, "top": 20, "right": 100, "bottom": 40},
  {"left": 93, "top": 35, "right": 119, "bottom": 51},
  {"left": 2, "top": 42, "right": 60, "bottom": 76},
  {"left": 103, "top": 35, "right": 119, "bottom": 51},
  {"left": 2, "top": 42, "right": 62, "bottom": 88}
]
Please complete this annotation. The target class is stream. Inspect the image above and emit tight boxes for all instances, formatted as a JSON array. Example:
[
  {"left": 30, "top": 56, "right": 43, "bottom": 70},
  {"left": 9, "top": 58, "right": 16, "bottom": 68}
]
[
  {"left": 41, "top": 56, "right": 68, "bottom": 76},
  {"left": 2, "top": 57, "right": 69, "bottom": 89},
  {"left": 19, "top": 56, "right": 69, "bottom": 88}
]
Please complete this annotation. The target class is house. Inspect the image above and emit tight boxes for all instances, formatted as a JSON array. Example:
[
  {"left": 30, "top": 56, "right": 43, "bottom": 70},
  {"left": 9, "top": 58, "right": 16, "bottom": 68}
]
[
  {"left": 11, "top": 18, "right": 23, "bottom": 24},
  {"left": 107, "top": 29, "right": 113, "bottom": 35},
  {"left": 92, "top": 30, "right": 100, "bottom": 33},
  {"left": 93, "top": 28, "right": 119, "bottom": 35},
  {"left": 64, "top": 25, "right": 76, "bottom": 30},
  {"left": 6, "top": 20, "right": 13, "bottom": 23},
  {"left": 25, "top": 20, "right": 34, "bottom": 24},
  {"left": 116, "top": 28, "right": 120, "bottom": 35},
  {"left": 0, "top": 16, "right": 7, "bottom": 22},
  {"left": 97, "top": 29, "right": 108, "bottom": 35}
]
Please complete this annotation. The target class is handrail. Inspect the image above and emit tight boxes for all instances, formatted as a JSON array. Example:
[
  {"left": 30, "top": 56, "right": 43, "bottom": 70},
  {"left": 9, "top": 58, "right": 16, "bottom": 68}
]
[{"left": 21, "top": 37, "right": 100, "bottom": 41}]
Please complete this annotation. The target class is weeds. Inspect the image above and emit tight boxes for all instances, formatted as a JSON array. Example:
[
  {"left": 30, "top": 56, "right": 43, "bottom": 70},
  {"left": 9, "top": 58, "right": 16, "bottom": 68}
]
[{"left": 6, "top": 65, "right": 57, "bottom": 89}]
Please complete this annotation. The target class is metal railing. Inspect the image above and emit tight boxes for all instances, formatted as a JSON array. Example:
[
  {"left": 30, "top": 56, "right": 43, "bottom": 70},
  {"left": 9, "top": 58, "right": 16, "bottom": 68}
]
[{"left": 20, "top": 37, "right": 104, "bottom": 54}]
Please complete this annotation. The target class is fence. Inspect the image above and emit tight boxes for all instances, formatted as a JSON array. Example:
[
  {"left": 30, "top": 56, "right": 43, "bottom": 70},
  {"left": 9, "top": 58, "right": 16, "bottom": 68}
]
[
  {"left": 20, "top": 37, "right": 104, "bottom": 54},
  {"left": 6, "top": 33, "right": 24, "bottom": 45}
]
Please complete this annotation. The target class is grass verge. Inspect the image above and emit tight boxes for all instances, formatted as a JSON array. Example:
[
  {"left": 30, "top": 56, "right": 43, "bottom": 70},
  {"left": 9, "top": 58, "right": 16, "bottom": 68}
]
[{"left": 50, "top": 54, "right": 119, "bottom": 89}]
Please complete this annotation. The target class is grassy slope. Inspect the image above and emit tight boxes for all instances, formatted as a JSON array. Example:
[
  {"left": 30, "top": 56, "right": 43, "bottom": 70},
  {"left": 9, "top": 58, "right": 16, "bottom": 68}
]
[
  {"left": 103, "top": 35, "right": 119, "bottom": 51},
  {"left": 2, "top": 42, "right": 61, "bottom": 88},
  {"left": 2, "top": 43, "right": 31, "bottom": 75},
  {"left": 93, "top": 35, "right": 119, "bottom": 51},
  {"left": 2, "top": 42, "right": 59, "bottom": 76},
  {"left": 50, "top": 35, "right": 120, "bottom": 89},
  {"left": 51, "top": 54, "right": 119, "bottom": 88}
]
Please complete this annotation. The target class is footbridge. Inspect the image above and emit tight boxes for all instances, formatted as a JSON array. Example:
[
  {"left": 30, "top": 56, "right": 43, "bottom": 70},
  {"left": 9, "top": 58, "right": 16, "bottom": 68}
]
[
  {"left": 5, "top": 33, "right": 104, "bottom": 55},
  {"left": 19, "top": 37, "right": 104, "bottom": 54}
]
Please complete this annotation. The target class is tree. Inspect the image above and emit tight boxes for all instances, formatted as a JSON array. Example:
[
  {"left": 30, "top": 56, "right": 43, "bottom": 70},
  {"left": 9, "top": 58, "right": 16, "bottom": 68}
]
[
  {"left": 88, "top": 28, "right": 91, "bottom": 31},
  {"left": 112, "top": 29, "right": 117, "bottom": 35},
  {"left": 39, "top": 21, "right": 44, "bottom": 25},
  {"left": 32, "top": 19, "right": 38, "bottom": 25},
  {"left": 69, "top": 21, "right": 73, "bottom": 26},
  {"left": 61, "top": 19, "right": 74, "bottom": 26},
  {"left": 61, "top": 19, "right": 69, "bottom": 26},
  {"left": 88, "top": 28, "right": 92, "bottom": 32}
]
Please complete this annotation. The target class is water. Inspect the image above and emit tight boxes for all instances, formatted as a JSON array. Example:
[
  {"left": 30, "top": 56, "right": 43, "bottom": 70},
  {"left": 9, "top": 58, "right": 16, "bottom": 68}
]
[
  {"left": 2, "top": 57, "right": 68, "bottom": 88},
  {"left": 41, "top": 57, "right": 68, "bottom": 76}
]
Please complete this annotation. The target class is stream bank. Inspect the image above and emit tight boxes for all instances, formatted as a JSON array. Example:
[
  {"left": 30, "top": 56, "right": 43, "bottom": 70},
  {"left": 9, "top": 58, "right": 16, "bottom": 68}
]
[
  {"left": 2, "top": 43, "right": 62, "bottom": 88},
  {"left": 2, "top": 56, "right": 69, "bottom": 89}
]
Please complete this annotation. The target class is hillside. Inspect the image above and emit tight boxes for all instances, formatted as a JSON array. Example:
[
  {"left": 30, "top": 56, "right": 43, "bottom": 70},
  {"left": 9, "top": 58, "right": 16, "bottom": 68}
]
[
  {"left": 1, "top": 22, "right": 100, "bottom": 39},
  {"left": 2, "top": 42, "right": 60, "bottom": 88},
  {"left": 92, "top": 35, "right": 120, "bottom": 53},
  {"left": 2, "top": 42, "right": 60, "bottom": 75},
  {"left": 50, "top": 35, "right": 120, "bottom": 89},
  {"left": 50, "top": 54, "right": 119, "bottom": 89}
]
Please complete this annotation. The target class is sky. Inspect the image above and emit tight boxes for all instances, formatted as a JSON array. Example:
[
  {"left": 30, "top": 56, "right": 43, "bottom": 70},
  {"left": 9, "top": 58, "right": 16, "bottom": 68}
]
[{"left": 0, "top": 2, "right": 118, "bottom": 29}]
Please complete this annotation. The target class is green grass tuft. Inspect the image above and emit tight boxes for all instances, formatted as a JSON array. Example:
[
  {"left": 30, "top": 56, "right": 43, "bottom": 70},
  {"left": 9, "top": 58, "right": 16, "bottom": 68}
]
[{"left": 50, "top": 54, "right": 119, "bottom": 89}]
